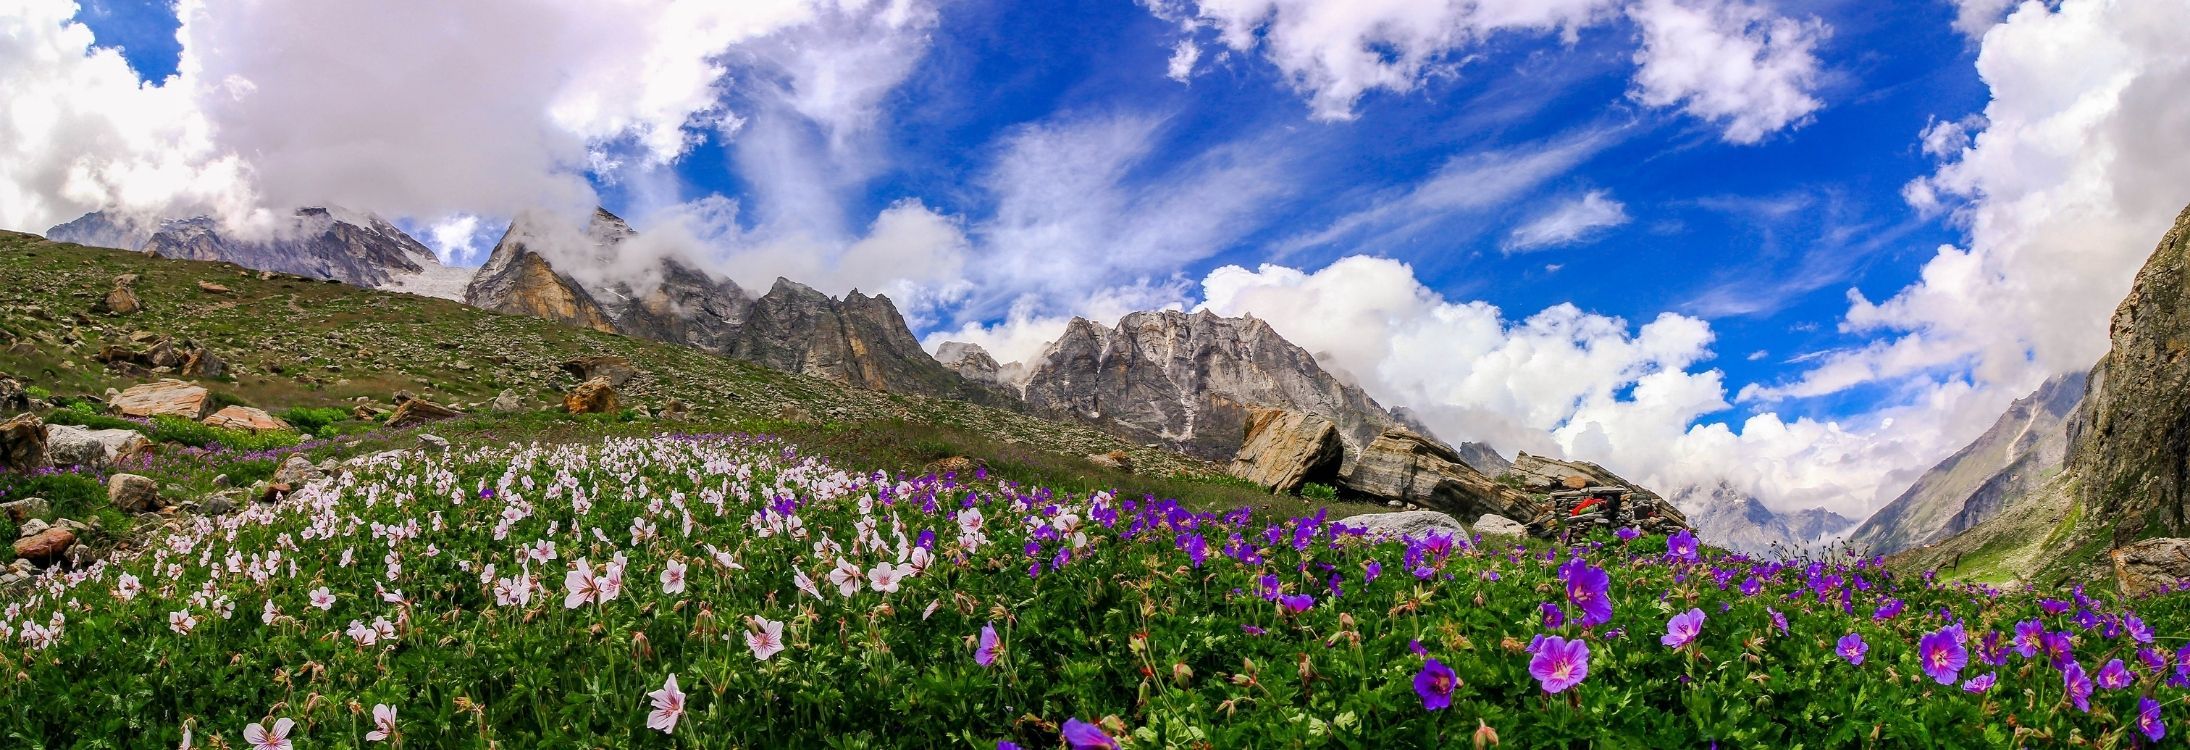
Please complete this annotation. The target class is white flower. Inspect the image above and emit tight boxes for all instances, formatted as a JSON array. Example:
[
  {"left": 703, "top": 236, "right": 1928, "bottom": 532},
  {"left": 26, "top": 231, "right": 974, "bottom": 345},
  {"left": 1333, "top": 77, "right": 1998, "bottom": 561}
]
[
  {"left": 828, "top": 559, "right": 864, "bottom": 598},
  {"left": 115, "top": 573, "right": 142, "bottom": 601},
  {"left": 660, "top": 559, "right": 687, "bottom": 595},
  {"left": 243, "top": 718, "right": 293, "bottom": 750},
  {"left": 168, "top": 610, "right": 197, "bottom": 635},
  {"left": 746, "top": 617, "right": 786, "bottom": 661},
  {"left": 866, "top": 562, "right": 908, "bottom": 594},
  {"left": 646, "top": 673, "right": 685, "bottom": 733},
  {"left": 564, "top": 559, "right": 601, "bottom": 609},
  {"left": 308, "top": 587, "right": 335, "bottom": 611},
  {"left": 365, "top": 704, "right": 397, "bottom": 742}
]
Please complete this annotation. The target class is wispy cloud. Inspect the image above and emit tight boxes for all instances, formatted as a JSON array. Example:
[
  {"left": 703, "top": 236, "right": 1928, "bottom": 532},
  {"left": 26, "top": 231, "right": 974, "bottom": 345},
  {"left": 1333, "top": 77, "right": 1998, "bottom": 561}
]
[{"left": 1504, "top": 190, "right": 1631, "bottom": 251}]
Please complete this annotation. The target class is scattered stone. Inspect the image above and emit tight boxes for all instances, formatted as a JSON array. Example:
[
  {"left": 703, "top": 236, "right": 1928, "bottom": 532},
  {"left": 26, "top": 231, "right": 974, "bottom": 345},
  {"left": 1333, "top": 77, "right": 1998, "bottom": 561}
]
[
  {"left": 1336, "top": 510, "right": 1468, "bottom": 540},
  {"left": 1474, "top": 514, "right": 1531, "bottom": 539},
  {"left": 1087, "top": 450, "right": 1135, "bottom": 473},
  {"left": 776, "top": 404, "right": 816, "bottom": 423},
  {"left": 660, "top": 399, "right": 690, "bottom": 421},
  {"left": 108, "top": 473, "right": 160, "bottom": 513},
  {"left": 19, "top": 519, "right": 50, "bottom": 538},
  {"left": 11, "top": 527, "right": 75, "bottom": 562},
  {"left": 113, "top": 379, "right": 213, "bottom": 420},
  {"left": 393, "top": 390, "right": 417, "bottom": 405},
  {"left": 196, "top": 280, "right": 232, "bottom": 294},
  {"left": 272, "top": 454, "right": 325, "bottom": 488},
  {"left": 2114, "top": 538, "right": 2190, "bottom": 597},
  {"left": 0, "top": 497, "right": 48, "bottom": 523},
  {"left": 0, "top": 375, "right": 26, "bottom": 413},
  {"left": 202, "top": 494, "right": 240, "bottom": 516},
  {"left": 212, "top": 474, "right": 230, "bottom": 488},
  {"left": 559, "top": 355, "right": 639, "bottom": 388},
  {"left": 53, "top": 518, "right": 91, "bottom": 536},
  {"left": 0, "top": 412, "right": 47, "bottom": 473},
  {"left": 385, "top": 398, "right": 462, "bottom": 428},
  {"left": 203, "top": 405, "right": 290, "bottom": 432},
  {"left": 924, "top": 456, "right": 981, "bottom": 477},
  {"left": 490, "top": 389, "right": 525, "bottom": 412},
  {"left": 1226, "top": 408, "right": 1341, "bottom": 494},
  {"left": 563, "top": 377, "right": 619, "bottom": 414},
  {"left": 97, "top": 285, "right": 141, "bottom": 315},
  {"left": 1561, "top": 475, "right": 1590, "bottom": 490},
  {"left": 418, "top": 434, "right": 449, "bottom": 453},
  {"left": 181, "top": 346, "right": 225, "bottom": 378}
]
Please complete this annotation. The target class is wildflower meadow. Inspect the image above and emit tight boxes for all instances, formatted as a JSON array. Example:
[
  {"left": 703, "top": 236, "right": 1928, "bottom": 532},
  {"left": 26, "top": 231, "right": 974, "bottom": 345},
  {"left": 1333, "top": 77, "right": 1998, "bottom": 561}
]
[{"left": 4, "top": 433, "right": 2187, "bottom": 747}]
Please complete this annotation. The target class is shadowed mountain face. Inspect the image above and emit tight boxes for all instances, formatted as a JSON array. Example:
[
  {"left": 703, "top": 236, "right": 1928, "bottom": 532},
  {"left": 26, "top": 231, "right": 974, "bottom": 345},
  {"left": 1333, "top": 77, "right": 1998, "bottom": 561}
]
[
  {"left": 48, "top": 208, "right": 470, "bottom": 300},
  {"left": 1849, "top": 371, "right": 2086, "bottom": 556}
]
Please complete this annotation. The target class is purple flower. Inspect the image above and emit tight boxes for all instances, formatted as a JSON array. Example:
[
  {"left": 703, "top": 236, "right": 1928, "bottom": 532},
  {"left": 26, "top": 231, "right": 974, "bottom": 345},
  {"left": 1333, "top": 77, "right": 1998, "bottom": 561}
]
[
  {"left": 1615, "top": 527, "right": 1640, "bottom": 542},
  {"left": 1661, "top": 608, "right": 1705, "bottom": 649},
  {"left": 1364, "top": 561, "right": 1382, "bottom": 583},
  {"left": 2127, "top": 615, "right": 2155, "bottom": 644},
  {"left": 2141, "top": 696, "right": 2167, "bottom": 742},
  {"left": 1739, "top": 577, "right": 1762, "bottom": 597},
  {"left": 1917, "top": 627, "right": 1967, "bottom": 685},
  {"left": 975, "top": 624, "right": 1001, "bottom": 667},
  {"left": 1766, "top": 608, "right": 1788, "bottom": 635},
  {"left": 1564, "top": 560, "right": 1614, "bottom": 628},
  {"left": 1871, "top": 599, "right": 1904, "bottom": 621},
  {"left": 1961, "top": 673, "right": 1996, "bottom": 694},
  {"left": 1666, "top": 530, "right": 1700, "bottom": 563},
  {"left": 2039, "top": 631, "right": 2075, "bottom": 668},
  {"left": 1061, "top": 718, "right": 1118, "bottom": 749},
  {"left": 1278, "top": 593, "right": 1315, "bottom": 614},
  {"left": 999, "top": 743, "right": 1022, "bottom": 750},
  {"left": 2097, "top": 658, "right": 2134, "bottom": 690},
  {"left": 1838, "top": 632, "right": 1869, "bottom": 666},
  {"left": 2063, "top": 661, "right": 2093, "bottom": 712},
  {"left": 1528, "top": 635, "right": 1591, "bottom": 694},
  {"left": 2141, "top": 647, "right": 2168, "bottom": 673},
  {"left": 1241, "top": 624, "right": 1265, "bottom": 636},
  {"left": 1414, "top": 658, "right": 1458, "bottom": 711},
  {"left": 1541, "top": 602, "right": 1566, "bottom": 628}
]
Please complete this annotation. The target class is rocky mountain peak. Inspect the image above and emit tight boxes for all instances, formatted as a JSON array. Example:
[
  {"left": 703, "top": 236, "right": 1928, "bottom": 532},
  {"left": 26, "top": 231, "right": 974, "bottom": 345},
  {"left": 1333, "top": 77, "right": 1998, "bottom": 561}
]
[
  {"left": 2068, "top": 203, "right": 2190, "bottom": 544},
  {"left": 47, "top": 207, "right": 470, "bottom": 300}
]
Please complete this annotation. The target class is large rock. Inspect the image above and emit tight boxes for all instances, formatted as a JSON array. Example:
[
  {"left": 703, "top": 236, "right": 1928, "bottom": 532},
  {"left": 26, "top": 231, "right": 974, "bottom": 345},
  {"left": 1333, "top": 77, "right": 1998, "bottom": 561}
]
[
  {"left": 11, "top": 527, "right": 75, "bottom": 562},
  {"left": 1339, "top": 429, "right": 1539, "bottom": 522},
  {"left": 113, "top": 379, "right": 213, "bottom": 420},
  {"left": 1336, "top": 510, "right": 1468, "bottom": 540},
  {"left": 559, "top": 355, "right": 639, "bottom": 388},
  {"left": 0, "top": 376, "right": 26, "bottom": 412},
  {"left": 385, "top": 398, "right": 462, "bottom": 428},
  {"left": 43, "top": 424, "right": 112, "bottom": 468},
  {"left": 203, "top": 405, "right": 290, "bottom": 432},
  {"left": 108, "top": 473, "right": 160, "bottom": 513},
  {"left": 2113, "top": 538, "right": 2190, "bottom": 597},
  {"left": 97, "top": 285, "right": 141, "bottom": 315},
  {"left": 490, "top": 389, "right": 526, "bottom": 412},
  {"left": 1474, "top": 514, "right": 1530, "bottom": 539},
  {"left": 563, "top": 377, "right": 619, "bottom": 414},
  {"left": 181, "top": 346, "right": 226, "bottom": 378},
  {"left": 1226, "top": 408, "right": 1342, "bottom": 494},
  {"left": 0, "top": 413, "right": 46, "bottom": 473},
  {"left": 0, "top": 497, "right": 48, "bottom": 524}
]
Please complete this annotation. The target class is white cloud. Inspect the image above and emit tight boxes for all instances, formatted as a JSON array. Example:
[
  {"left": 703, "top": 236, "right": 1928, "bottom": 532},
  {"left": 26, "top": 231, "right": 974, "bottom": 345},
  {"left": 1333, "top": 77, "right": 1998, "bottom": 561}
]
[
  {"left": 421, "top": 214, "right": 488, "bottom": 265},
  {"left": 1766, "top": 0, "right": 2190, "bottom": 405},
  {"left": 1504, "top": 189, "right": 1630, "bottom": 251},
  {"left": 1627, "top": 0, "right": 1829, "bottom": 144},
  {"left": 1140, "top": 0, "right": 1621, "bottom": 120},
  {"left": 1196, "top": 255, "right": 1982, "bottom": 517},
  {"left": 0, "top": 0, "right": 918, "bottom": 234},
  {"left": 1166, "top": 39, "right": 1201, "bottom": 82},
  {"left": 1949, "top": 0, "right": 2018, "bottom": 38}
]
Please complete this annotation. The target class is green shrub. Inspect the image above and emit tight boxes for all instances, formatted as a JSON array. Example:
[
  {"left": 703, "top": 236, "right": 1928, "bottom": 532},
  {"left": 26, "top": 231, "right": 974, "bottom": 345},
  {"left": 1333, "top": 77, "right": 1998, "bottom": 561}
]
[
  {"left": 1300, "top": 482, "right": 1338, "bottom": 501},
  {"left": 23, "top": 385, "right": 51, "bottom": 401},
  {"left": 0, "top": 472, "right": 105, "bottom": 518},
  {"left": 44, "top": 409, "right": 146, "bottom": 433},
  {"left": 205, "top": 391, "right": 254, "bottom": 411},
  {"left": 276, "top": 407, "right": 351, "bottom": 435},
  {"left": 145, "top": 415, "right": 300, "bottom": 452}
]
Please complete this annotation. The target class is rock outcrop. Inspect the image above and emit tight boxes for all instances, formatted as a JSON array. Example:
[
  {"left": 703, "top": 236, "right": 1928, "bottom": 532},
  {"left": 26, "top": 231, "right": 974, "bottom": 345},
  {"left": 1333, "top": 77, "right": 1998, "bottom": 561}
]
[
  {"left": 43, "top": 424, "right": 151, "bottom": 469},
  {"left": 385, "top": 398, "right": 462, "bottom": 428},
  {"left": 1226, "top": 408, "right": 1342, "bottom": 493},
  {"left": 2068, "top": 204, "right": 2190, "bottom": 548},
  {"left": 1850, "top": 371, "right": 2085, "bottom": 556},
  {"left": 559, "top": 355, "right": 639, "bottom": 388},
  {"left": 564, "top": 377, "right": 619, "bottom": 414},
  {"left": 1, "top": 413, "right": 46, "bottom": 472},
  {"left": 463, "top": 212, "right": 619, "bottom": 332},
  {"left": 108, "top": 473, "right": 160, "bottom": 513},
  {"left": 112, "top": 380, "right": 212, "bottom": 420},
  {"left": 1335, "top": 509, "right": 1468, "bottom": 540},
  {"left": 203, "top": 406, "right": 289, "bottom": 432},
  {"left": 727, "top": 279, "right": 988, "bottom": 398},
  {"left": 51, "top": 207, "right": 473, "bottom": 300},
  {"left": 2112, "top": 538, "right": 2190, "bottom": 597},
  {"left": 1339, "top": 429, "right": 1538, "bottom": 522}
]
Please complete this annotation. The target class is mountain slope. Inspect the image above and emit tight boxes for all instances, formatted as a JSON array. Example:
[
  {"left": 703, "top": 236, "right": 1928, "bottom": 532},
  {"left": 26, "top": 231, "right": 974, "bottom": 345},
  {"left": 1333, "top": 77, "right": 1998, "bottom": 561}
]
[
  {"left": 48, "top": 208, "right": 470, "bottom": 300},
  {"left": 1849, "top": 371, "right": 2085, "bottom": 556},
  {"left": 1673, "top": 482, "right": 1854, "bottom": 557}
]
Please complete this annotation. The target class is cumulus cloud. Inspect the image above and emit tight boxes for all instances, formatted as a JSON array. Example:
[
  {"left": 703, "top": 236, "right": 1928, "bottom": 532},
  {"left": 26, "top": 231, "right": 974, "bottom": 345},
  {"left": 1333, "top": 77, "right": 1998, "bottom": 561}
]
[
  {"left": 1761, "top": 0, "right": 2190, "bottom": 405},
  {"left": 1141, "top": 0, "right": 1622, "bottom": 120},
  {"left": 1166, "top": 39, "right": 1201, "bottom": 82},
  {"left": 1505, "top": 190, "right": 1631, "bottom": 251},
  {"left": 0, "top": 0, "right": 918, "bottom": 235},
  {"left": 1627, "top": 0, "right": 1829, "bottom": 144},
  {"left": 1949, "top": 0, "right": 2018, "bottom": 38},
  {"left": 1196, "top": 255, "right": 1981, "bottom": 516}
]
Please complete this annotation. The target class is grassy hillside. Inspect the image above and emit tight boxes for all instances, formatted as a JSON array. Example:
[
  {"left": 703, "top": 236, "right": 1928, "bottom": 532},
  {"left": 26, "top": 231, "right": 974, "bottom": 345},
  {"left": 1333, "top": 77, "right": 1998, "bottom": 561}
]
[{"left": 0, "top": 232, "right": 1358, "bottom": 557}]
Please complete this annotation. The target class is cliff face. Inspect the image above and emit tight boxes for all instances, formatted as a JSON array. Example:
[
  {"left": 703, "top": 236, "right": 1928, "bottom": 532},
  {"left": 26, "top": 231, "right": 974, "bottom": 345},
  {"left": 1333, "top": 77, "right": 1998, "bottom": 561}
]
[
  {"left": 2069, "top": 203, "right": 2190, "bottom": 544},
  {"left": 1017, "top": 310, "right": 1407, "bottom": 464},
  {"left": 49, "top": 208, "right": 471, "bottom": 300},
  {"left": 1850, "top": 371, "right": 2085, "bottom": 556},
  {"left": 727, "top": 279, "right": 994, "bottom": 399}
]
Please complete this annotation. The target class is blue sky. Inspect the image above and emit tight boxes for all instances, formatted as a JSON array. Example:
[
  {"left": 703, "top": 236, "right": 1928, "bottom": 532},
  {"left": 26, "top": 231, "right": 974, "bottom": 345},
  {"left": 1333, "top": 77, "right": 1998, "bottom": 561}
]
[{"left": 20, "top": 0, "right": 2190, "bottom": 516}]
